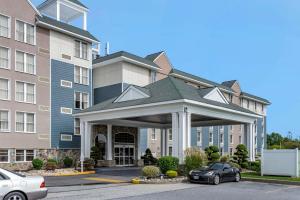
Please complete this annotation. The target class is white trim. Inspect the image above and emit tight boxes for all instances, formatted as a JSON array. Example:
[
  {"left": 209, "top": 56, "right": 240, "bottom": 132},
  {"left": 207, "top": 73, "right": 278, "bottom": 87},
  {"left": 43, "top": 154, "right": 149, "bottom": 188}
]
[
  {"left": 74, "top": 91, "right": 89, "bottom": 110},
  {"left": 0, "top": 109, "right": 11, "bottom": 133},
  {"left": 15, "top": 111, "right": 36, "bottom": 134},
  {"left": 61, "top": 134, "right": 73, "bottom": 141},
  {"left": 15, "top": 50, "right": 36, "bottom": 75},
  {"left": 74, "top": 99, "right": 262, "bottom": 119},
  {"left": 36, "top": 21, "right": 99, "bottom": 44},
  {"left": 14, "top": 19, "right": 36, "bottom": 46},
  {"left": 0, "top": 77, "right": 11, "bottom": 101},
  {"left": 0, "top": 45, "right": 11, "bottom": 70},
  {"left": 114, "top": 85, "right": 150, "bottom": 103},
  {"left": 170, "top": 72, "right": 234, "bottom": 94},
  {"left": 203, "top": 87, "right": 229, "bottom": 104},
  {"left": 15, "top": 149, "right": 36, "bottom": 163},
  {"left": 60, "top": 80, "right": 73, "bottom": 88},
  {"left": 14, "top": 80, "right": 36, "bottom": 104},
  {"left": 61, "top": 107, "right": 73, "bottom": 115},
  {"left": 74, "top": 65, "right": 89, "bottom": 86},
  {"left": 0, "top": 13, "right": 11, "bottom": 39},
  {"left": 74, "top": 118, "right": 81, "bottom": 136}
]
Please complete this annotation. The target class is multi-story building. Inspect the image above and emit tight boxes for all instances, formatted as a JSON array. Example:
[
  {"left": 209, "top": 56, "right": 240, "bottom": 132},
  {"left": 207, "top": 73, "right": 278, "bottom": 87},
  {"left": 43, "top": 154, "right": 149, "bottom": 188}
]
[{"left": 0, "top": 0, "right": 98, "bottom": 169}]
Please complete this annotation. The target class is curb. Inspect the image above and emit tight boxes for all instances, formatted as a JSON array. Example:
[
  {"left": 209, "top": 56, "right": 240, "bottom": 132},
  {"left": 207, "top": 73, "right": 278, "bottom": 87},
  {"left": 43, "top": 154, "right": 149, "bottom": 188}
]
[
  {"left": 242, "top": 177, "right": 300, "bottom": 186},
  {"left": 50, "top": 170, "right": 96, "bottom": 177}
]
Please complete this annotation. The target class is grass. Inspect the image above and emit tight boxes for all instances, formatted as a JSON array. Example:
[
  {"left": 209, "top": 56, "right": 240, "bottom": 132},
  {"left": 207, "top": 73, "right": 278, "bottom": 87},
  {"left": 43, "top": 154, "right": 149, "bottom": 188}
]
[{"left": 242, "top": 172, "right": 300, "bottom": 182}]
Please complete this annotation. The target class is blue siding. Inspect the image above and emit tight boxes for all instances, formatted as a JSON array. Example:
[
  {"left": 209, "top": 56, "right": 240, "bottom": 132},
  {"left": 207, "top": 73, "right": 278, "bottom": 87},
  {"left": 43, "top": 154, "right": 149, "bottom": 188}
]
[
  {"left": 213, "top": 127, "right": 219, "bottom": 146},
  {"left": 191, "top": 128, "right": 197, "bottom": 147},
  {"left": 51, "top": 59, "right": 92, "bottom": 149},
  {"left": 256, "top": 117, "right": 266, "bottom": 153},
  {"left": 223, "top": 126, "right": 229, "bottom": 152},
  {"left": 139, "top": 129, "right": 148, "bottom": 153},
  {"left": 202, "top": 127, "right": 210, "bottom": 148}
]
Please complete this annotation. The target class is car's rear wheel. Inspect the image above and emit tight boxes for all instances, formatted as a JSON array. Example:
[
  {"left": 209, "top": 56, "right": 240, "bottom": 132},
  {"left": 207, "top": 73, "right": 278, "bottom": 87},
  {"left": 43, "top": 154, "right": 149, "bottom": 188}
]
[
  {"left": 4, "top": 192, "right": 26, "bottom": 200},
  {"left": 213, "top": 175, "right": 220, "bottom": 185},
  {"left": 235, "top": 173, "right": 241, "bottom": 182}
]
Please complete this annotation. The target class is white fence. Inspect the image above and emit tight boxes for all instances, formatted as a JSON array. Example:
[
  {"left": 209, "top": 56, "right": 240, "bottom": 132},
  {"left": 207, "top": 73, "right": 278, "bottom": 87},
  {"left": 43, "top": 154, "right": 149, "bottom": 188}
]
[{"left": 261, "top": 149, "right": 299, "bottom": 177}]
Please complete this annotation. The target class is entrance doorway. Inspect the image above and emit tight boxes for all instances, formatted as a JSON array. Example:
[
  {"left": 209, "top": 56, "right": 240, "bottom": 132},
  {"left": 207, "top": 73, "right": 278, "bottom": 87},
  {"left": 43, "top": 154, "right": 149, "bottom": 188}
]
[{"left": 114, "top": 133, "right": 135, "bottom": 166}]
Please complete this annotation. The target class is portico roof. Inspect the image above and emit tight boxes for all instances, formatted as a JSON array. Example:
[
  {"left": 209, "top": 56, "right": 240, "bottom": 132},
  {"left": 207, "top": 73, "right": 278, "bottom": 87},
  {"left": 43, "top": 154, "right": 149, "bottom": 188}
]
[{"left": 75, "top": 77, "right": 260, "bottom": 119}]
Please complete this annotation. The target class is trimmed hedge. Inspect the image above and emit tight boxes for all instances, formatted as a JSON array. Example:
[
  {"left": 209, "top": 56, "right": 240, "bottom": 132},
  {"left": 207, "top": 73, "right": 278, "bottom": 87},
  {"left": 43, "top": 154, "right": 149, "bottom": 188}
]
[
  {"left": 142, "top": 166, "right": 160, "bottom": 178},
  {"left": 166, "top": 170, "right": 178, "bottom": 178},
  {"left": 158, "top": 156, "right": 179, "bottom": 174},
  {"left": 63, "top": 157, "right": 73, "bottom": 168},
  {"left": 32, "top": 159, "right": 43, "bottom": 170}
]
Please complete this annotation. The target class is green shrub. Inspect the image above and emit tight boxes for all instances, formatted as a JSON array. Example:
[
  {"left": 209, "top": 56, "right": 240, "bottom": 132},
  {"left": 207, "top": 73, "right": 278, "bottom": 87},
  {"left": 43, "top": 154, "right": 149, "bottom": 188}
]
[
  {"left": 63, "top": 157, "right": 73, "bottom": 168},
  {"left": 232, "top": 144, "right": 248, "bottom": 168},
  {"left": 141, "top": 149, "right": 158, "bottom": 166},
  {"left": 220, "top": 155, "right": 230, "bottom": 163},
  {"left": 47, "top": 158, "right": 58, "bottom": 164},
  {"left": 184, "top": 148, "right": 205, "bottom": 175},
  {"left": 158, "top": 156, "right": 179, "bottom": 174},
  {"left": 32, "top": 159, "right": 44, "bottom": 170},
  {"left": 205, "top": 146, "right": 220, "bottom": 163},
  {"left": 142, "top": 166, "right": 160, "bottom": 178},
  {"left": 229, "top": 162, "right": 241, "bottom": 169},
  {"left": 247, "top": 161, "right": 261, "bottom": 172},
  {"left": 166, "top": 170, "right": 178, "bottom": 178},
  {"left": 84, "top": 158, "right": 95, "bottom": 170}
]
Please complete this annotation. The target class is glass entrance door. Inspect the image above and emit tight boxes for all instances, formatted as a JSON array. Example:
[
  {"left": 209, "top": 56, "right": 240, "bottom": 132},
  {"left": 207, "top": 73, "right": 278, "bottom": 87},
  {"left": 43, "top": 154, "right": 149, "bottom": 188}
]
[{"left": 114, "top": 145, "right": 135, "bottom": 166}]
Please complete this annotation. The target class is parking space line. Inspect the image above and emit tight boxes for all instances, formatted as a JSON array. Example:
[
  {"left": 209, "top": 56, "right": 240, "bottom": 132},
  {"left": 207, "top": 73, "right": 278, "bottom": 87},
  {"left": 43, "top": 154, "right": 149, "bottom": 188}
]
[{"left": 82, "top": 177, "right": 128, "bottom": 183}]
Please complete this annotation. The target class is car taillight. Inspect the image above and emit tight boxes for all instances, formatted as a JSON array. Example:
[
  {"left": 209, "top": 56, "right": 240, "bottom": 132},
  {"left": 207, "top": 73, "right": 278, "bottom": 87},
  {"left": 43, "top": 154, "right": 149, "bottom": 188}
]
[{"left": 40, "top": 181, "right": 46, "bottom": 188}]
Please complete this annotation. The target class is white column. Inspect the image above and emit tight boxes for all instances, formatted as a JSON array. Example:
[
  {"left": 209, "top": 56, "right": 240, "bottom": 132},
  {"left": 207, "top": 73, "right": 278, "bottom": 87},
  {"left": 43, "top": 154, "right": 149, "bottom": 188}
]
[
  {"left": 172, "top": 113, "right": 179, "bottom": 158},
  {"left": 56, "top": 1, "right": 61, "bottom": 21},
  {"left": 80, "top": 121, "right": 85, "bottom": 172},
  {"left": 106, "top": 124, "right": 112, "bottom": 160},
  {"left": 246, "top": 123, "right": 255, "bottom": 161},
  {"left": 83, "top": 12, "right": 87, "bottom": 30},
  {"left": 137, "top": 128, "right": 142, "bottom": 159},
  {"left": 178, "top": 111, "right": 186, "bottom": 163},
  {"left": 84, "top": 122, "right": 91, "bottom": 158},
  {"left": 186, "top": 112, "right": 192, "bottom": 149},
  {"left": 161, "top": 129, "right": 166, "bottom": 157}
]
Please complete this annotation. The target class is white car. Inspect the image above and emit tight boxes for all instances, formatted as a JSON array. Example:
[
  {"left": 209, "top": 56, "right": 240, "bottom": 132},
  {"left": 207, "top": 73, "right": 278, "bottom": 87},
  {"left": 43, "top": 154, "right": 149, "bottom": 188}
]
[{"left": 0, "top": 168, "right": 47, "bottom": 200}]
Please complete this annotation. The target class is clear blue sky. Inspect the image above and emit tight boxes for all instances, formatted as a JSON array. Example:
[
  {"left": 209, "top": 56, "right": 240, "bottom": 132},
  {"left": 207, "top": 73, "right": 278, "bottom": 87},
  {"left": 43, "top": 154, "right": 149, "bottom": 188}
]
[{"left": 32, "top": 0, "right": 300, "bottom": 138}]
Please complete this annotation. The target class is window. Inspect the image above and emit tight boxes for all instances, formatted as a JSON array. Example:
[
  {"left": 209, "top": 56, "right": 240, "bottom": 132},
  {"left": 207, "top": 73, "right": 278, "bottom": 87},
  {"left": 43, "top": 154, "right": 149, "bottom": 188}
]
[
  {"left": 168, "top": 129, "right": 172, "bottom": 141},
  {"left": 0, "top": 14, "right": 10, "bottom": 38},
  {"left": 209, "top": 130, "right": 213, "bottom": 144},
  {"left": 61, "top": 107, "right": 72, "bottom": 115},
  {"left": 255, "top": 102, "right": 257, "bottom": 111},
  {"left": 15, "top": 81, "right": 35, "bottom": 103},
  {"left": 220, "top": 147, "right": 223, "bottom": 156},
  {"left": 220, "top": 133, "right": 224, "bottom": 144},
  {"left": 230, "top": 134, "right": 233, "bottom": 144},
  {"left": 197, "top": 129, "right": 202, "bottom": 145},
  {"left": 150, "top": 71, "right": 157, "bottom": 83},
  {"left": 239, "top": 136, "right": 242, "bottom": 144},
  {"left": 0, "top": 78, "right": 9, "bottom": 100},
  {"left": 75, "top": 40, "right": 88, "bottom": 59},
  {"left": 0, "top": 110, "right": 9, "bottom": 132},
  {"left": 61, "top": 134, "right": 72, "bottom": 141},
  {"left": 0, "top": 149, "right": 9, "bottom": 163},
  {"left": 16, "top": 20, "right": 35, "bottom": 45},
  {"left": 16, "top": 150, "right": 35, "bottom": 162},
  {"left": 0, "top": 46, "right": 9, "bottom": 69},
  {"left": 151, "top": 129, "right": 156, "bottom": 140},
  {"left": 61, "top": 80, "right": 72, "bottom": 88},
  {"left": 74, "top": 118, "right": 80, "bottom": 135},
  {"left": 261, "top": 104, "right": 264, "bottom": 112},
  {"left": 168, "top": 146, "right": 172, "bottom": 156},
  {"left": 247, "top": 100, "right": 250, "bottom": 109},
  {"left": 229, "top": 148, "right": 233, "bottom": 156},
  {"left": 16, "top": 51, "right": 35, "bottom": 74},
  {"left": 16, "top": 112, "right": 35, "bottom": 133},
  {"left": 75, "top": 92, "right": 89, "bottom": 110},
  {"left": 74, "top": 66, "right": 89, "bottom": 85}
]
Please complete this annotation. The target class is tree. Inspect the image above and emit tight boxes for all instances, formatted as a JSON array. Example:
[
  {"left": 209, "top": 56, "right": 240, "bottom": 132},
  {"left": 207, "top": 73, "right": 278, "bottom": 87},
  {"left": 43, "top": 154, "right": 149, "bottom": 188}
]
[
  {"left": 232, "top": 144, "right": 248, "bottom": 168},
  {"left": 204, "top": 146, "right": 220, "bottom": 163},
  {"left": 141, "top": 148, "right": 158, "bottom": 165},
  {"left": 267, "top": 132, "right": 284, "bottom": 148}
]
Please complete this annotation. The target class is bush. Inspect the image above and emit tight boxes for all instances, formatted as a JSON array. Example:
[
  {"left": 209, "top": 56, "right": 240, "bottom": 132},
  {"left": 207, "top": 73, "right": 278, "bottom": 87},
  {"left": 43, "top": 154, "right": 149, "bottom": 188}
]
[
  {"left": 232, "top": 144, "right": 248, "bottom": 168},
  {"left": 141, "top": 149, "right": 158, "bottom": 166},
  {"left": 184, "top": 148, "right": 206, "bottom": 175},
  {"left": 142, "top": 166, "right": 160, "bottom": 178},
  {"left": 166, "top": 170, "right": 178, "bottom": 178},
  {"left": 220, "top": 155, "right": 230, "bottom": 163},
  {"left": 46, "top": 159, "right": 57, "bottom": 171},
  {"left": 84, "top": 158, "right": 95, "bottom": 170},
  {"left": 205, "top": 146, "right": 220, "bottom": 163},
  {"left": 32, "top": 159, "right": 43, "bottom": 170},
  {"left": 247, "top": 161, "right": 261, "bottom": 172},
  {"left": 158, "top": 156, "right": 179, "bottom": 174},
  {"left": 47, "top": 158, "right": 58, "bottom": 164},
  {"left": 229, "top": 162, "right": 241, "bottom": 170},
  {"left": 63, "top": 157, "right": 73, "bottom": 168}
]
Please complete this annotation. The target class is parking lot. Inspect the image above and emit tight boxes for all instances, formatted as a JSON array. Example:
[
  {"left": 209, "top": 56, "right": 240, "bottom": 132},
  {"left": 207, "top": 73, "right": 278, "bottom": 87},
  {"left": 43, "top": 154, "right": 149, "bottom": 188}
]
[{"left": 46, "top": 181, "right": 300, "bottom": 200}]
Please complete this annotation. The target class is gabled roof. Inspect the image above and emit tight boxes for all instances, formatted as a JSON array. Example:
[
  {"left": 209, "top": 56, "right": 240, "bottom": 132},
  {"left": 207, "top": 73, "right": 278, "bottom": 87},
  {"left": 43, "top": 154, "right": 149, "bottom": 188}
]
[
  {"left": 145, "top": 51, "right": 164, "bottom": 62},
  {"left": 78, "top": 76, "right": 257, "bottom": 115},
  {"left": 222, "top": 80, "right": 237, "bottom": 88},
  {"left": 170, "top": 68, "right": 234, "bottom": 93},
  {"left": 93, "top": 51, "right": 160, "bottom": 69},
  {"left": 241, "top": 92, "right": 271, "bottom": 105},
  {"left": 36, "top": 15, "right": 99, "bottom": 43}
]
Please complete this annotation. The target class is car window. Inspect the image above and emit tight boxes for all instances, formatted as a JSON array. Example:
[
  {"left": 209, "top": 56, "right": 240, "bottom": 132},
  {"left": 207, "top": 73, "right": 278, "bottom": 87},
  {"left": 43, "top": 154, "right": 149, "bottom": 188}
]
[
  {"left": 208, "top": 163, "right": 224, "bottom": 170},
  {"left": 224, "top": 164, "right": 231, "bottom": 169},
  {"left": 0, "top": 173, "right": 7, "bottom": 180},
  {"left": 3, "top": 169, "right": 25, "bottom": 178}
]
